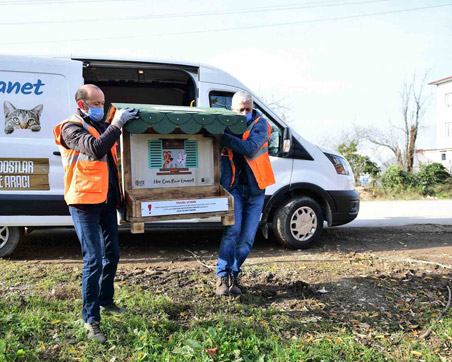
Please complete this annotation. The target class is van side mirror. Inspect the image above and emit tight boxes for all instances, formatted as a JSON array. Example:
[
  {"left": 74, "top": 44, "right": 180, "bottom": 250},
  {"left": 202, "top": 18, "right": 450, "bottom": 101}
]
[{"left": 282, "top": 127, "right": 291, "bottom": 157}]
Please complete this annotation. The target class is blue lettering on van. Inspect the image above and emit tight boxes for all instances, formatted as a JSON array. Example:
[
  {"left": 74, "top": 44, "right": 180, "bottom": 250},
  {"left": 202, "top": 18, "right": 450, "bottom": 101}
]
[{"left": 0, "top": 79, "right": 45, "bottom": 95}]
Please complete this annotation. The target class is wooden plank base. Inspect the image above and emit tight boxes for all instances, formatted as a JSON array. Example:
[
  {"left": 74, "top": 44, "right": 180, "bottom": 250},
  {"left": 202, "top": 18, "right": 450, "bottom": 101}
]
[
  {"left": 221, "top": 215, "right": 235, "bottom": 226},
  {"left": 130, "top": 222, "right": 144, "bottom": 234}
]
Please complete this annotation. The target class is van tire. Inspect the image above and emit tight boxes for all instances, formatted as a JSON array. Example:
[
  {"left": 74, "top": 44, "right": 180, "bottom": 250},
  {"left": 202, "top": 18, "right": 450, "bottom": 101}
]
[
  {"left": 0, "top": 226, "right": 24, "bottom": 258},
  {"left": 273, "top": 196, "right": 323, "bottom": 249}
]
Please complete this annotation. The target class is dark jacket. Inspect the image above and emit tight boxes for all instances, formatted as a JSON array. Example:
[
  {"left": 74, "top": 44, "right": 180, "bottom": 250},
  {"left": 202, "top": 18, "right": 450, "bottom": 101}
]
[
  {"left": 220, "top": 110, "right": 269, "bottom": 196},
  {"left": 60, "top": 110, "right": 122, "bottom": 206}
]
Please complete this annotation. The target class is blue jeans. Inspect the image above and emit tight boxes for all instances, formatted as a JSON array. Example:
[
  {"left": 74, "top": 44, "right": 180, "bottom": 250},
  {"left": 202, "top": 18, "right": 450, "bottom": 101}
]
[
  {"left": 216, "top": 184, "right": 265, "bottom": 278},
  {"left": 69, "top": 200, "right": 119, "bottom": 323}
]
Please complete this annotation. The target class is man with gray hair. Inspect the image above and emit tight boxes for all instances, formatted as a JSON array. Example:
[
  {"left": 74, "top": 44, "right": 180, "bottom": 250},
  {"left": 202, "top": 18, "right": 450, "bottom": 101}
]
[{"left": 215, "top": 91, "right": 275, "bottom": 296}]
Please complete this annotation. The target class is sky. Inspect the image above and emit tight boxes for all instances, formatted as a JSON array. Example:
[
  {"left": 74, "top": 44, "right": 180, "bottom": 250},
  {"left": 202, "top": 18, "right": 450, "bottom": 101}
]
[{"left": 1, "top": 0, "right": 451, "bottom": 159}]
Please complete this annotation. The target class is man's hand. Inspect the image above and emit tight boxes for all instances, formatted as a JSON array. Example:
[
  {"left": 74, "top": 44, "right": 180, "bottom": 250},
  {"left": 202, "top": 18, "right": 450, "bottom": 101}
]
[{"left": 111, "top": 107, "right": 139, "bottom": 128}]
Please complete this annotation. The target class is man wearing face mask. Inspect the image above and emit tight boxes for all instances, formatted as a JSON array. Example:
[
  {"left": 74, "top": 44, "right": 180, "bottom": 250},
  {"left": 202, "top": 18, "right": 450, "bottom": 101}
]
[
  {"left": 53, "top": 84, "right": 138, "bottom": 343},
  {"left": 215, "top": 91, "right": 276, "bottom": 296}
]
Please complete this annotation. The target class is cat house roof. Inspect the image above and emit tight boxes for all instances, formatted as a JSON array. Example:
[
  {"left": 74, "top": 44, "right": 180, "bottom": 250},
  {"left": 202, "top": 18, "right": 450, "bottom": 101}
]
[{"left": 110, "top": 103, "right": 247, "bottom": 135}]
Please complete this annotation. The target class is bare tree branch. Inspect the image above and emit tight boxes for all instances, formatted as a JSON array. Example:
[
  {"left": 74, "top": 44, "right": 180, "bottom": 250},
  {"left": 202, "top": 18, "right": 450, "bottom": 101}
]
[
  {"left": 258, "top": 93, "right": 292, "bottom": 123},
  {"left": 363, "top": 70, "right": 431, "bottom": 172}
]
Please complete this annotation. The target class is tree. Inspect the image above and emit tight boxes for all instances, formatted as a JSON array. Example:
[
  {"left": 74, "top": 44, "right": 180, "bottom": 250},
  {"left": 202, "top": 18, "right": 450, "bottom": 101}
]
[
  {"left": 258, "top": 94, "right": 292, "bottom": 123},
  {"left": 364, "top": 71, "right": 431, "bottom": 173},
  {"left": 337, "top": 140, "right": 380, "bottom": 184}
]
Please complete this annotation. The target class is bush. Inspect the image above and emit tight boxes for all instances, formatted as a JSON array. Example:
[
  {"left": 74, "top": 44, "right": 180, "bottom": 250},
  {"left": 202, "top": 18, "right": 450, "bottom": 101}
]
[
  {"left": 379, "top": 163, "right": 452, "bottom": 198},
  {"left": 382, "top": 166, "right": 419, "bottom": 191},
  {"left": 433, "top": 178, "right": 452, "bottom": 198},
  {"left": 417, "top": 163, "right": 451, "bottom": 186}
]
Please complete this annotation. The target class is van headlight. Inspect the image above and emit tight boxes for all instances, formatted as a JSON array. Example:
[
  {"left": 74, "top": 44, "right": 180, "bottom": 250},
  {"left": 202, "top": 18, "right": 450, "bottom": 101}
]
[{"left": 324, "top": 153, "right": 350, "bottom": 175}]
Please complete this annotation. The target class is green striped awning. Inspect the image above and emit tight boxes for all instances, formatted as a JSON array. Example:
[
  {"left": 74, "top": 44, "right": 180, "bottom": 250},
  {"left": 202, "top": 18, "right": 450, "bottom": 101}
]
[{"left": 111, "top": 103, "right": 247, "bottom": 135}]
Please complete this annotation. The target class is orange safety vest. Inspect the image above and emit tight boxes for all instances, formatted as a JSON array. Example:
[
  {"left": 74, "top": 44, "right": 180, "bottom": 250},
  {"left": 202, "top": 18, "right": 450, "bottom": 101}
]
[
  {"left": 223, "top": 116, "right": 276, "bottom": 190},
  {"left": 53, "top": 114, "right": 121, "bottom": 205}
]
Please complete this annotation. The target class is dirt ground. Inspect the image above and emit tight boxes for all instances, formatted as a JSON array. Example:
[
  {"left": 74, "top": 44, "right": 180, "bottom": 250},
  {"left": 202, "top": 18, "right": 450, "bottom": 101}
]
[
  {"left": 7, "top": 224, "right": 452, "bottom": 353},
  {"left": 10, "top": 224, "right": 452, "bottom": 303},
  {"left": 12, "top": 223, "right": 452, "bottom": 268}
]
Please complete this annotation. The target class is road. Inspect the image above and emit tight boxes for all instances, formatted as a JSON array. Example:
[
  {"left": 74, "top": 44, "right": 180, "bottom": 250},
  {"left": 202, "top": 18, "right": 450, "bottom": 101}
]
[{"left": 340, "top": 199, "right": 452, "bottom": 227}]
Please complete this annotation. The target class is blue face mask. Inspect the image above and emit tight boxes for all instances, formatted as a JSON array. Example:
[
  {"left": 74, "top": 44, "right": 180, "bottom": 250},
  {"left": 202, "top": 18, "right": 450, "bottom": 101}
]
[
  {"left": 246, "top": 112, "right": 253, "bottom": 121},
  {"left": 87, "top": 107, "right": 104, "bottom": 122},
  {"left": 82, "top": 102, "right": 104, "bottom": 122}
]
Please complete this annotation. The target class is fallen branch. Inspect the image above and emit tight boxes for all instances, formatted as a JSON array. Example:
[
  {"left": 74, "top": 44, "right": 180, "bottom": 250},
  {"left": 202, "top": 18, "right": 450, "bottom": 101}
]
[
  {"left": 420, "top": 285, "right": 451, "bottom": 339},
  {"left": 247, "top": 259, "right": 344, "bottom": 267},
  {"left": 184, "top": 249, "right": 215, "bottom": 270},
  {"left": 392, "top": 331, "right": 407, "bottom": 346}
]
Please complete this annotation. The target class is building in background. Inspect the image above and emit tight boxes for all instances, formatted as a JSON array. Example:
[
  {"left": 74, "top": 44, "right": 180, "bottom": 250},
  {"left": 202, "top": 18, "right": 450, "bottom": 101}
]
[{"left": 416, "top": 76, "right": 452, "bottom": 173}]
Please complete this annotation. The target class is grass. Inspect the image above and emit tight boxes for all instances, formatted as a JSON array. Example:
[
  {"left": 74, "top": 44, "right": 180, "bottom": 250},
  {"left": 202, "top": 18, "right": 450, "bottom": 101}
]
[
  {"left": 0, "top": 258, "right": 451, "bottom": 361},
  {"left": 357, "top": 184, "right": 452, "bottom": 201}
]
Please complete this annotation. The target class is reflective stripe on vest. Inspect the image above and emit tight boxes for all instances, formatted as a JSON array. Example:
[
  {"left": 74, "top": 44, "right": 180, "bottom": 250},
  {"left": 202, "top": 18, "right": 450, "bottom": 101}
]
[
  {"left": 243, "top": 116, "right": 276, "bottom": 189},
  {"left": 53, "top": 114, "right": 118, "bottom": 205},
  {"left": 61, "top": 153, "right": 108, "bottom": 167}
]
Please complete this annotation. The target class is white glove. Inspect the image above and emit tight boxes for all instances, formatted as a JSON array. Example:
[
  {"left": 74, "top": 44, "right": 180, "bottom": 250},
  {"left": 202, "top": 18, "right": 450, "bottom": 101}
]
[{"left": 111, "top": 107, "right": 139, "bottom": 128}]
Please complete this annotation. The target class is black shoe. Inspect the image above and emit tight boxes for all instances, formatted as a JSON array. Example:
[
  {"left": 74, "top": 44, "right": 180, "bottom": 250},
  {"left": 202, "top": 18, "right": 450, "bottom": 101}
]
[
  {"left": 100, "top": 303, "right": 127, "bottom": 314},
  {"left": 229, "top": 276, "right": 242, "bottom": 296},
  {"left": 84, "top": 321, "right": 106, "bottom": 343},
  {"left": 216, "top": 275, "right": 230, "bottom": 296}
]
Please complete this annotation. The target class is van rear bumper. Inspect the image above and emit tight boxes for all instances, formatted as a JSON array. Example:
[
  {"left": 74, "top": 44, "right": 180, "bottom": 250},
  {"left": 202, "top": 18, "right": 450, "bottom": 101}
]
[{"left": 327, "top": 190, "right": 360, "bottom": 226}]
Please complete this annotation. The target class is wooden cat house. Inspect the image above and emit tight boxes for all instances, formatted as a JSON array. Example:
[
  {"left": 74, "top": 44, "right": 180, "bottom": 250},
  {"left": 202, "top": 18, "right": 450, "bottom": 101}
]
[{"left": 109, "top": 104, "right": 247, "bottom": 233}]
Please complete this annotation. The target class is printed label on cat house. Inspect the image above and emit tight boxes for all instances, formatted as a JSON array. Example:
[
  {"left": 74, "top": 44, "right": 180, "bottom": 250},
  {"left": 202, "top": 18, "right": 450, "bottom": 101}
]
[
  {"left": 130, "top": 134, "right": 215, "bottom": 189},
  {"left": 0, "top": 158, "right": 49, "bottom": 190},
  {"left": 141, "top": 197, "right": 229, "bottom": 217}
]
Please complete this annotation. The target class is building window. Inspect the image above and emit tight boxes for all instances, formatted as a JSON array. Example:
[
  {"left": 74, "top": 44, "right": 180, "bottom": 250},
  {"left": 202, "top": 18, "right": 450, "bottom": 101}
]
[
  {"left": 442, "top": 153, "right": 446, "bottom": 161},
  {"left": 446, "top": 123, "right": 452, "bottom": 138},
  {"left": 446, "top": 93, "right": 452, "bottom": 107}
]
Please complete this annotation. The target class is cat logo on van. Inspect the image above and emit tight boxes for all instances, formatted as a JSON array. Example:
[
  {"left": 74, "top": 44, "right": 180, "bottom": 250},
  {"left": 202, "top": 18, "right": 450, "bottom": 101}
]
[{"left": 3, "top": 101, "right": 43, "bottom": 134}]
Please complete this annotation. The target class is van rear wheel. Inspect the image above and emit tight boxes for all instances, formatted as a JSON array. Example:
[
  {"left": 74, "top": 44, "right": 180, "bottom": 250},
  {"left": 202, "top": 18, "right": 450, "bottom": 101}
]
[
  {"left": 0, "top": 226, "right": 24, "bottom": 258},
  {"left": 273, "top": 196, "right": 323, "bottom": 249}
]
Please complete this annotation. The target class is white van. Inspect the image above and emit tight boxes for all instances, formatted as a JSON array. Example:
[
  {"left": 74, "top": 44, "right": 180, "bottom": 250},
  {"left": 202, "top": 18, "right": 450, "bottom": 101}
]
[{"left": 0, "top": 54, "right": 359, "bottom": 257}]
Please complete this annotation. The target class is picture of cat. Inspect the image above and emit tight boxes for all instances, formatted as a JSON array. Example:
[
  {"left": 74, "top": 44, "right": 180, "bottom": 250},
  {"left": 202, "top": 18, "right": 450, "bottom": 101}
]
[
  {"left": 177, "top": 151, "right": 187, "bottom": 168},
  {"left": 3, "top": 101, "right": 43, "bottom": 134}
]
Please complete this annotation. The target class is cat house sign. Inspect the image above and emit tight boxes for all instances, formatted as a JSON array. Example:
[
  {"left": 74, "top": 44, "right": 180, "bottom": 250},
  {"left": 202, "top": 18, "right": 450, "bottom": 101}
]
[{"left": 141, "top": 197, "right": 228, "bottom": 217}]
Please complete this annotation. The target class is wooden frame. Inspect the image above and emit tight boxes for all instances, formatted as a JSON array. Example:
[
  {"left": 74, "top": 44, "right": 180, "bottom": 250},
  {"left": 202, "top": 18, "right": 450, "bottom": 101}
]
[{"left": 120, "top": 129, "right": 234, "bottom": 233}]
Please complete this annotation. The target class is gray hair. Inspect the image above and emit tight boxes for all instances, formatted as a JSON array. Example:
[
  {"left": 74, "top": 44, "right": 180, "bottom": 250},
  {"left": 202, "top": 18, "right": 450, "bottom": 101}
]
[
  {"left": 75, "top": 84, "right": 102, "bottom": 102},
  {"left": 232, "top": 91, "right": 253, "bottom": 106}
]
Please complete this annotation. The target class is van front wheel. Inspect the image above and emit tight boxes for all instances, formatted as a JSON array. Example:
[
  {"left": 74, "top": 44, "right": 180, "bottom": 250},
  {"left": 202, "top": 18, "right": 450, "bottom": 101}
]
[
  {"left": 273, "top": 197, "right": 323, "bottom": 249},
  {"left": 0, "top": 226, "right": 24, "bottom": 258}
]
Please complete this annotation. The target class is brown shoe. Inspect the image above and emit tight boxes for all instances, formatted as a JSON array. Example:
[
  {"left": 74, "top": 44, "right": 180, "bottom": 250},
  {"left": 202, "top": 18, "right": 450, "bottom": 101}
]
[
  {"left": 84, "top": 321, "right": 106, "bottom": 344},
  {"left": 100, "top": 303, "right": 128, "bottom": 314},
  {"left": 229, "top": 276, "right": 242, "bottom": 296},
  {"left": 216, "top": 275, "right": 230, "bottom": 296}
]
